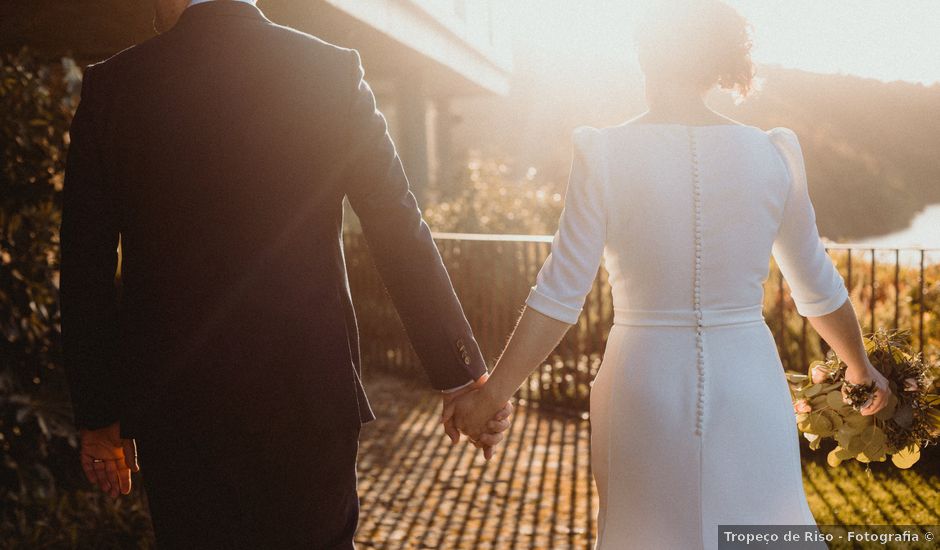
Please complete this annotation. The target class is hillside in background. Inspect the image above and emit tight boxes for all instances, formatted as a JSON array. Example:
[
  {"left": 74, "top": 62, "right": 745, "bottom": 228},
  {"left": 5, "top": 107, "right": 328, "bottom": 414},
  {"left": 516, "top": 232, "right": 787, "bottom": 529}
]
[{"left": 451, "top": 46, "right": 940, "bottom": 242}]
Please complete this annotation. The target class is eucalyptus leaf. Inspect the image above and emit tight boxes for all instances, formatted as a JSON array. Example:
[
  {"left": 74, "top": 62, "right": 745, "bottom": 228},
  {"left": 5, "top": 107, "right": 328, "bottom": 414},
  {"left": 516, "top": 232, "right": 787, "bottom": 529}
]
[
  {"left": 827, "top": 449, "right": 843, "bottom": 467},
  {"left": 873, "top": 394, "right": 899, "bottom": 421},
  {"left": 860, "top": 425, "right": 886, "bottom": 445},
  {"left": 835, "top": 426, "right": 856, "bottom": 448},
  {"left": 820, "top": 410, "right": 843, "bottom": 431},
  {"left": 892, "top": 401, "right": 913, "bottom": 428},
  {"left": 810, "top": 395, "right": 829, "bottom": 409},
  {"left": 859, "top": 425, "right": 886, "bottom": 460},
  {"left": 833, "top": 446, "right": 855, "bottom": 460},
  {"left": 810, "top": 413, "right": 832, "bottom": 434},
  {"left": 826, "top": 390, "right": 851, "bottom": 411},
  {"left": 861, "top": 447, "right": 887, "bottom": 462},
  {"left": 804, "top": 384, "right": 823, "bottom": 398},
  {"left": 890, "top": 445, "right": 920, "bottom": 469},
  {"left": 845, "top": 435, "right": 865, "bottom": 455},
  {"left": 844, "top": 413, "right": 873, "bottom": 429}
]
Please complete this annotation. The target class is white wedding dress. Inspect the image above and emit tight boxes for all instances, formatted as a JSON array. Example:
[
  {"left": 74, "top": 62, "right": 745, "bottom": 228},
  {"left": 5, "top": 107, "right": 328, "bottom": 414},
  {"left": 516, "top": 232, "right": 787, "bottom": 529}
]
[{"left": 526, "top": 123, "right": 845, "bottom": 549}]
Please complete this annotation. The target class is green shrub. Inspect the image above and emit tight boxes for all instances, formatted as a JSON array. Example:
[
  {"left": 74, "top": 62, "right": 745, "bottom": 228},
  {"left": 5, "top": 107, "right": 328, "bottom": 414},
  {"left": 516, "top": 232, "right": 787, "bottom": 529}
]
[
  {"left": 0, "top": 49, "right": 157, "bottom": 547},
  {"left": 423, "top": 158, "right": 564, "bottom": 234}
]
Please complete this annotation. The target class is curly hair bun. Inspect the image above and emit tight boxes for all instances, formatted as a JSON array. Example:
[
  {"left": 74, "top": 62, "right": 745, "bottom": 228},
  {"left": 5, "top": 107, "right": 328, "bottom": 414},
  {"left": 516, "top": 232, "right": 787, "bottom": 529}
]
[{"left": 634, "top": 0, "right": 756, "bottom": 98}]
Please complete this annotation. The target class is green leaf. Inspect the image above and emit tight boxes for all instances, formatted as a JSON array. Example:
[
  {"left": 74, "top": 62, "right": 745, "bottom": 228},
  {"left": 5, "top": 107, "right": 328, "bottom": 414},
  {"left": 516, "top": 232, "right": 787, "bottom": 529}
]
[
  {"left": 844, "top": 412, "right": 873, "bottom": 430},
  {"left": 833, "top": 446, "right": 855, "bottom": 460},
  {"left": 820, "top": 410, "right": 844, "bottom": 431},
  {"left": 845, "top": 434, "right": 866, "bottom": 455},
  {"left": 809, "top": 412, "right": 832, "bottom": 434},
  {"left": 858, "top": 425, "right": 887, "bottom": 460},
  {"left": 786, "top": 372, "right": 809, "bottom": 384},
  {"left": 826, "top": 390, "right": 851, "bottom": 411}
]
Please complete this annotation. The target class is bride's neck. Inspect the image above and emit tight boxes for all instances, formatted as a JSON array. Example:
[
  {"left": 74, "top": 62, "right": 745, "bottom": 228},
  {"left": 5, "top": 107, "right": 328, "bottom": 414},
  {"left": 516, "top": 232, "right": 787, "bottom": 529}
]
[{"left": 643, "top": 84, "right": 712, "bottom": 120}]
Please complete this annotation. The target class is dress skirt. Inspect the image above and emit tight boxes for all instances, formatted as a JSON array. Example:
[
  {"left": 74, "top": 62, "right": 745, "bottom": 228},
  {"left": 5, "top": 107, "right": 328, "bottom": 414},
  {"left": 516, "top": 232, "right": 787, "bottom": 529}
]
[{"left": 590, "top": 318, "right": 825, "bottom": 550}]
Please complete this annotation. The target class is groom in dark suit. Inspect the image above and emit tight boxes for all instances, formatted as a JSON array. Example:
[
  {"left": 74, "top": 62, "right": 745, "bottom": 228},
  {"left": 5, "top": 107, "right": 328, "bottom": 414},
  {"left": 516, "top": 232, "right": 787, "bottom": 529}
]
[{"left": 60, "top": 0, "right": 511, "bottom": 547}]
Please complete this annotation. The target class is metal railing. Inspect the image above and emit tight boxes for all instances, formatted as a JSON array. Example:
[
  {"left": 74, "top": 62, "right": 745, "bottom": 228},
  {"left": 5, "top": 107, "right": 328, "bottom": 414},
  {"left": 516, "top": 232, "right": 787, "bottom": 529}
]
[{"left": 346, "top": 232, "right": 939, "bottom": 414}]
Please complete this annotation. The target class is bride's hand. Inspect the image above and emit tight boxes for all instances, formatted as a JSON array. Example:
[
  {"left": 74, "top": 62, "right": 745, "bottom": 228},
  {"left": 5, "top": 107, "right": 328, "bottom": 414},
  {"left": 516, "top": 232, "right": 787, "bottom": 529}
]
[
  {"left": 443, "top": 388, "right": 508, "bottom": 445},
  {"left": 844, "top": 362, "right": 891, "bottom": 416}
]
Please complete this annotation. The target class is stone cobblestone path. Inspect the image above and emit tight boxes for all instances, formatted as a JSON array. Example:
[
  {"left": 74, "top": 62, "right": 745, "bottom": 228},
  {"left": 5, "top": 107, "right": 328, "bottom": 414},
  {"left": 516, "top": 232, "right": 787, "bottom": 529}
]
[{"left": 355, "top": 374, "right": 597, "bottom": 550}]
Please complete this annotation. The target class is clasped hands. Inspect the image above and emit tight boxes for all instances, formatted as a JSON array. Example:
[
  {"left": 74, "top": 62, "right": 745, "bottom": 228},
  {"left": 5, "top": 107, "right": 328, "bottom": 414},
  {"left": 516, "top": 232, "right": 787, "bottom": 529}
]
[{"left": 441, "top": 373, "right": 513, "bottom": 460}]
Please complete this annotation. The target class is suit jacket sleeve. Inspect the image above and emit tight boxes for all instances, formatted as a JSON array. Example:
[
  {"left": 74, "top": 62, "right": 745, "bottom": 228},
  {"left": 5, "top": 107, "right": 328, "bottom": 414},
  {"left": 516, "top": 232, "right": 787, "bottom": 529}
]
[
  {"left": 340, "top": 49, "right": 487, "bottom": 390},
  {"left": 60, "top": 65, "right": 123, "bottom": 430}
]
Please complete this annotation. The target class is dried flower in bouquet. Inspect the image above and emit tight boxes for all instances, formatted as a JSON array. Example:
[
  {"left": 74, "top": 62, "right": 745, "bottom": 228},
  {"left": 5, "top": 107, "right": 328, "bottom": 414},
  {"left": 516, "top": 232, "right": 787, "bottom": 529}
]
[{"left": 786, "top": 329, "right": 940, "bottom": 469}]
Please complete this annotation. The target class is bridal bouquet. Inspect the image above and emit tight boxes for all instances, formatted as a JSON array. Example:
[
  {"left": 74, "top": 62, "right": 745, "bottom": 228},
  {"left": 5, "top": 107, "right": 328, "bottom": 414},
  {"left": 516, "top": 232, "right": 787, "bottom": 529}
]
[{"left": 786, "top": 329, "right": 940, "bottom": 469}]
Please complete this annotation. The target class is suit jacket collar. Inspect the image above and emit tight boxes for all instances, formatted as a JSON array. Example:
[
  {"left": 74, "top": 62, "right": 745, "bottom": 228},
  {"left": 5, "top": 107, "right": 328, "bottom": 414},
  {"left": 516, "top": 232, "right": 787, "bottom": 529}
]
[{"left": 177, "top": 0, "right": 271, "bottom": 26}]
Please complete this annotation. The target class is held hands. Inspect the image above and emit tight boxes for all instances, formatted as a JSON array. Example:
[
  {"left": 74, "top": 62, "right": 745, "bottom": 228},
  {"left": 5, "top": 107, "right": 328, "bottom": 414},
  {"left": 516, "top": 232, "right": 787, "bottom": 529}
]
[
  {"left": 441, "top": 374, "right": 513, "bottom": 460},
  {"left": 79, "top": 422, "right": 140, "bottom": 497}
]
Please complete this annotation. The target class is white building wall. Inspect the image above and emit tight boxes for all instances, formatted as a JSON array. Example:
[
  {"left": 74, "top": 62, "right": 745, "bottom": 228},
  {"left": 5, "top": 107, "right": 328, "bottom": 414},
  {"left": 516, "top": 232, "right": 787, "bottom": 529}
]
[{"left": 322, "top": 0, "right": 511, "bottom": 94}]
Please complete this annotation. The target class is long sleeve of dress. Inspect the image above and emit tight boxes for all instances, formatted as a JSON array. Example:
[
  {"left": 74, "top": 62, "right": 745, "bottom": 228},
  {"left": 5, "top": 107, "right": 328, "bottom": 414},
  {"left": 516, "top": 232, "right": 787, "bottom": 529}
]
[
  {"left": 768, "top": 127, "right": 849, "bottom": 317},
  {"left": 525, "top": 127, "right": 608, "bottom": 324}
]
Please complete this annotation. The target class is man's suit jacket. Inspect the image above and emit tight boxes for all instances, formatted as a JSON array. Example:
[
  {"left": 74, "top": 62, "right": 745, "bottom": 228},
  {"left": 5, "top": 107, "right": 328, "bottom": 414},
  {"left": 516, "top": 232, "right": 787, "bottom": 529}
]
[{"left": 60, "top": 1, "right": 487, "bottom": 438}]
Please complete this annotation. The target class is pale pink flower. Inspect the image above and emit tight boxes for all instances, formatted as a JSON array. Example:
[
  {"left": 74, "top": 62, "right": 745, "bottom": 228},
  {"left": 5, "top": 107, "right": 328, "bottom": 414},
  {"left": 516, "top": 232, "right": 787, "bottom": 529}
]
[
  {"left": 794, "top": 399, "right": 812, "bottom": 414},
  {"left": 811, "top": 365, "right": 829, "bottom": 384}
]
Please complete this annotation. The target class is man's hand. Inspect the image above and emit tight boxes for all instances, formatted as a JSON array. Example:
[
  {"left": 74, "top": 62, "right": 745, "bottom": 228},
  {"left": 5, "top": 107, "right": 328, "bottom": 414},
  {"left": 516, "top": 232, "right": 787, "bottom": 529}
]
[
  {"left": 79, "top": 422, "right": 140, "bottom": 497},
  {"left": 443, "top": 387, "right": 508, "bottom": 444},
  {"left": 441, "top": 375, "right": 513, "bottom": 460}
]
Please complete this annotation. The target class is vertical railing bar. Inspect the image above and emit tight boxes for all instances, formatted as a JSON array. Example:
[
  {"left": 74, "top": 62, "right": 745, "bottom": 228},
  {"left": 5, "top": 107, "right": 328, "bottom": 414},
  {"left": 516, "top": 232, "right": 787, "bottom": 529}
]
[
  {"left": 591, "top": 272, "right": 606, "bottom": 404},
  {"left": 568, "top": 415, "right": 580, "bottom": 547},
  {"left": 580, "top": 274, "right": 597, "bottom": 410},
  {"left": 920, "top": 250, "right": 926, "bottom": 355},
  {"left": 894, "top": 249, "right": 901, "bottom": 330},
  {"left": 532, "top": 241, "right": 544, "bottom": 404},
  {"left": 485, "top": 240, "right": 494, "bottom": 361},
  {"left": 839, "top": 248, "right": 852, "bottom": 359},
  {"left": 801, "top": 317, "right": 808, "bottom": 369},
  {"left": 870, "top": 248, "right": 876, "bottom": 333},
  {"left": 585, "top": 419, "right": 594, "bottom": 546},
  {"left": 847, "top": 249, "right": 853, "bottom": 295},
  {"left": 521, "top": 241, "right": 533, "bottom": 403},
  {"left": 819, "top": 250, "right": 830, "bottom": 356}
]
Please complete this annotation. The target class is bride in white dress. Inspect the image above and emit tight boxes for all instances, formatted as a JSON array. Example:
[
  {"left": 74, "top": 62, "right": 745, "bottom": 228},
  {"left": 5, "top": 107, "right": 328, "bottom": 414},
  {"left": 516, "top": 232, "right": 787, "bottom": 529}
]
[{"left": 444, "top": 1, "right": 892, "bottom": 548}]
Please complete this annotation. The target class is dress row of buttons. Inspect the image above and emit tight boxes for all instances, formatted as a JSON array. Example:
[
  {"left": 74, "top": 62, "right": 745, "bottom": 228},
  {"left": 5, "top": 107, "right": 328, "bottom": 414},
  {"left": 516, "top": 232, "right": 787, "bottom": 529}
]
[{"left": 688, "top": 127, "right": 706, "bottom": 437}]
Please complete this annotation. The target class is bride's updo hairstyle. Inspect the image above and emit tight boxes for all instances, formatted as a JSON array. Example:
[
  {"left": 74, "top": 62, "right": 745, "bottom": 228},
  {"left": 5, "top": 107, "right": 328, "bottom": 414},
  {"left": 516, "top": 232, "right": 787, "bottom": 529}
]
[{"left": 633, "top": 0, "right": 756, "bottom": 99}]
